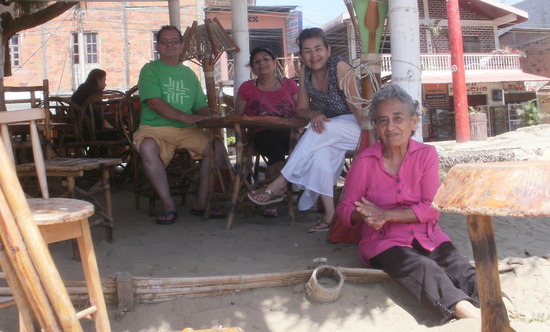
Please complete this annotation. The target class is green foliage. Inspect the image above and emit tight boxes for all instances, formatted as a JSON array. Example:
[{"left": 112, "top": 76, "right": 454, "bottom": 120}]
[
  {"left": 516, "top": 99, "right": 543, "bottom": 126},
  {"left": 468, "top": 106, "right": 481, "bottom": 113},
  {"left": 226, "top": 135, "right": 236, "bottom": 146}
]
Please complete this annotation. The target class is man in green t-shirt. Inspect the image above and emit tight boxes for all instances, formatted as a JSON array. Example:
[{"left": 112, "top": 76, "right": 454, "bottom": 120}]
[{"left": 133, "top": 25, "right": 227, "bottom": 224}]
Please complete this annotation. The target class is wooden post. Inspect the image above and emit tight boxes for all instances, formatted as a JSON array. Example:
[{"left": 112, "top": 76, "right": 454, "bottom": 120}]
[
  {"left": 467, "top": 214, "right": 514, "bottom": 332},
  {"left": 115, "top": 272, "right": 134, "bottom": 313}
]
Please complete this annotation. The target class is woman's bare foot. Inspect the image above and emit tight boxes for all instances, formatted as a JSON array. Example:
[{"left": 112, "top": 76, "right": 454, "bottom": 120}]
[{"left": 249, "top": 177, "right": 287, "bottom": 203}]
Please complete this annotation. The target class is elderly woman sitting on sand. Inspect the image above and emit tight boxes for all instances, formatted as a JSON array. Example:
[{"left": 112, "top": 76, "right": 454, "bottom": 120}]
[{"left": 336, "top": 84, "right": 481, "bottom": 324}]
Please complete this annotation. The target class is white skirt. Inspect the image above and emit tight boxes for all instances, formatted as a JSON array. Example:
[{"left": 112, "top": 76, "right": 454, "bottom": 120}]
[{"left": 281, "top": 114, "right": 361, "bottom": 211}]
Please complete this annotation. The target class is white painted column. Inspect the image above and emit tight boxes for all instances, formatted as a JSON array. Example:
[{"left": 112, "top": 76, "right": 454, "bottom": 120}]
[
  {"left": 168, "top": 0, "right": 180, "bottom": 29},
  {"left": 389, "top": 0, "right": 423, "bottom": 141},
  {"left": 231, "top": 0, "right": 250, "bottom": 98}
]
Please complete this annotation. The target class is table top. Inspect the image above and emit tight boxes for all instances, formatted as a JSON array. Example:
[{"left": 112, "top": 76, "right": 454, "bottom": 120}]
[
  {"left": 197, "top": 116, "right": 308, "bottom": 130},
  {"left": 433, "top": 160, "right": 550, "bottom": 217},
  {"left": 17, "top": 157, "right": 121, "bottom": 172}
]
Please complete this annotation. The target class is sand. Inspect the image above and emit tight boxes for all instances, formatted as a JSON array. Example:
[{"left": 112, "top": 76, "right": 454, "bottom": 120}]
[{"left": 1, "top": 125, "right": 549, "bottom": 332}]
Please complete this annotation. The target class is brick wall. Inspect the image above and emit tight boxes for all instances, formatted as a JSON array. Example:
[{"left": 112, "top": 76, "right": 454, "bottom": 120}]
[
  {"left": 5, "top": 2, "right": 203, "bottom": 95},
  {"left": 500, "top": 30, "right": 550, "bottom": 78}
]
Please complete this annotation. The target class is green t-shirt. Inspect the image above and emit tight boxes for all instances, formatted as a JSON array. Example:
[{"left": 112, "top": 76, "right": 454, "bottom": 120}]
[{"left": 138, "top": 60, "right": 208, "bottom": 128}]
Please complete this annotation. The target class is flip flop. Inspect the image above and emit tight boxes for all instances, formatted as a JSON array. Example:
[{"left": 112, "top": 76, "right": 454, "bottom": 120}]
[
  {"left": 248, "top": 186, "right": 284, "bottom": 206},
  {"left": 190, "top": 208, "right": 226, "bottom": 219},
  {"left": 156, "top": 211, "right": 177, "bottom": 225},
  {"left": 262, "top": 207, "right": 279, "bottom": 218},
  {"left": 308, "top": 217, "right": 331, "bottom": 233}
]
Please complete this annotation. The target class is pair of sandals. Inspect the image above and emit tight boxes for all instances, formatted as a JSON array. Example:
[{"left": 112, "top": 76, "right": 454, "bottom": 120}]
[
  {"left": 248, "top": 186, "right": 283, "bottom": 218},
  {"left": 249, "top": 186, "right": 332, "bottom": 231},
  {"left": 156, "top": 208, "right": 226, "bottom": 224}
]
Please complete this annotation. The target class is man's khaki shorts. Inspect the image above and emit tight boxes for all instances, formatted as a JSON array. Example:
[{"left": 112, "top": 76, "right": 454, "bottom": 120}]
[{"left": 133, "top": 125, "right": 210, "bottom": 166}]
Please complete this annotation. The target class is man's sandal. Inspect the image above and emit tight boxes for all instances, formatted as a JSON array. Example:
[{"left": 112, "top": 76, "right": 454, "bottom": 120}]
[
  {"left": 308, "top": 217, "right": 331, "bottom": 233},
  {"left": 156, "top": 211, "right": 177, "bottom": 225},
  {"left": 248, "top": 185, "right": 285, "bottom": 206}
]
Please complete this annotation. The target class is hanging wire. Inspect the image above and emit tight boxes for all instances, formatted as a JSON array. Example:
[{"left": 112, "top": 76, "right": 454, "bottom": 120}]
[
  {"left": 54, "top": 13, "right": 78, "bottom": 95},
  {"left": 12, "top": 10, "right": 73, "bottom": 76}
]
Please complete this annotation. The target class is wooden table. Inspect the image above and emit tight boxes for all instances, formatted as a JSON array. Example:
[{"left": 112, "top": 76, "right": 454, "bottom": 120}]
[
  {"left": 197, "top": 116, "right": 308, "bottom": 229},
  {"left": 433, "top": 160, "right": 550, "bottom": 332},
  {"left": 16, "top": 157, "right": 121, "bottom": 242}
]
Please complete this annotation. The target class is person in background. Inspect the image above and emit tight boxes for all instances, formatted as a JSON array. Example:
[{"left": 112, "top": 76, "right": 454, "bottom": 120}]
[
  {"left": 70, "top": 68, "right": 118, "bottom": 142},
  {"left": 133, "top": 25, "right": 227, "bottom": 224},
  {"left": 71, "top": 68, "right": 106, "bottom": 107},
  {"left": 235, "top": 46, "right": 299, "bottom": 218},
  {"left": 337, "top": 84, "right": 481, "bottom": 324},
  {"left": 248, "top": 28, "right": 372, "bottom": 232}
]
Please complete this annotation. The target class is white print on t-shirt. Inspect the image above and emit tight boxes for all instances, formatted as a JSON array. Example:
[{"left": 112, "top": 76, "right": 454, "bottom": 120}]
[{"left": 163, "top": 77, "right": 191, "bottom": 104}]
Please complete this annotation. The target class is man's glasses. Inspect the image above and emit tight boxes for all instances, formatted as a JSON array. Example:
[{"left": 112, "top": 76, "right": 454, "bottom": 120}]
[{"left": 159, "top": 38, "right": 181, "bottom": 46}]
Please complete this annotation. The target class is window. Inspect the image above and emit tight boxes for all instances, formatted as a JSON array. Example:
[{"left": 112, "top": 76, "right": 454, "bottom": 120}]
[
  {"left": 9, "top": 34, "right": 20, "bottom": 67},
  {"left": 152, "top": 30, "right": 159, "bottom": 60},
  {"left": 85, "top": 33, "right": 98, "bottom": 63},
  {"left": 463, "top": 36, "right": 481, "bottom": 53},
  {"left": 71, "top": 31, "right": 99, "bottom": 64},
  {"left": 72, "top": 33, "right": 79, "bottom": 64}
]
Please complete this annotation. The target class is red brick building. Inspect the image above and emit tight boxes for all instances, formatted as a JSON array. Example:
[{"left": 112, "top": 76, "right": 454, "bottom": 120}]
[{"left": 5, "top": 1, "right": 206, "bottom": 95}]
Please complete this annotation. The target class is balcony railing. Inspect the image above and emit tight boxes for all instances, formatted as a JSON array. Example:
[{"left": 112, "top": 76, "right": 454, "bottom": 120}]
[
  {"left": 382, "top": 53, "right": 522, "bottom": 75},
  {"left": 225, "top": 53, "right": 523, "bottom": 83}
]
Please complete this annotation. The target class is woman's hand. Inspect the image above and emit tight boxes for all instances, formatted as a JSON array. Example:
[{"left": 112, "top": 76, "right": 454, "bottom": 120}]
[
  {"left": 309, "top": 111, "right": 331, "bottom": 133},
  {"left": 354, "top": 197, "right": 386, "bottom": 230}
]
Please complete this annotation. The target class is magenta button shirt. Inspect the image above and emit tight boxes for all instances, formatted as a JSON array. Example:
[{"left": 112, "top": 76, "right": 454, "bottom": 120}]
[{"left": 337, "top": 139, "right": 451, "bottom": 266}]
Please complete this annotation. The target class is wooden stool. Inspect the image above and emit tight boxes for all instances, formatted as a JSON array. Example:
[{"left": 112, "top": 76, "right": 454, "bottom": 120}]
[
  {"left": 28, "top": 198, "right": 110, "bottom": 332},
  {"left": 433, "top": 160, "right": 550, "bottom": 332}
]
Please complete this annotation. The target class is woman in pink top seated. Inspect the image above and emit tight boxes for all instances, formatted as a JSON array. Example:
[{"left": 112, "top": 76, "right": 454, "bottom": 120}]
[
  {"left": 235, "top": 46, "right": 298, "bottom": 217},
  {"left": 337, "top": 85, "right": 481, "bottom": 324}
]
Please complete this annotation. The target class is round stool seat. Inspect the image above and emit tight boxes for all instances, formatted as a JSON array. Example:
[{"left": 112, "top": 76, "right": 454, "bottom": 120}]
[{"left": 28, "top": 198, "right": 94, "bottom": 225}]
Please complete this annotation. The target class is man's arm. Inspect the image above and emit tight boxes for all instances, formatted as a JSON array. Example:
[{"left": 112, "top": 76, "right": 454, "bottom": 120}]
[{"left": 145, "top": 97, "right": 209, "bottom": 124}]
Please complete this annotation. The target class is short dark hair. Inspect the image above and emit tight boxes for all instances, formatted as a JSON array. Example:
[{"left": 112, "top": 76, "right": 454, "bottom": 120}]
[
  {"left": 156, "top": 25, "right": 183, "bottom": 43},
  {"left": 249, "top": 46, "right": 275, "bottom": 66},
  {"left": 295, "top": 28, "right": 329, "bottom": 53}
]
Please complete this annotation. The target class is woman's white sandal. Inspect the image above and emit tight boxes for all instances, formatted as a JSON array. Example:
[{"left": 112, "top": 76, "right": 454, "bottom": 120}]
[{"left": 248, "top": 186, "right": 285, "bottom": 206}]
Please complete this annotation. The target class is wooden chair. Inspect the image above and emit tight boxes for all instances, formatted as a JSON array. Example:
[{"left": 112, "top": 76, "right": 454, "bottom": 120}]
[
  {"left": 2, "top": 79, "right": 53, "bottom": 160},
  {"left": 47, "top": 96, "right": 94, "bottom": 158},
  {"left": 119, "top": 85, "right": 200, "bottom": 216},
  {"left": 241, "top": 129, "right": 297, "bottom": 222},
  {"left": 0, "top": 108, "right": 110, "bottom": 331},
  {"left": 3, "top": 80, "right": 119, "bottom": 242},
  {"left": 65, "top": 90, "right": 126, "bottom": 158}
]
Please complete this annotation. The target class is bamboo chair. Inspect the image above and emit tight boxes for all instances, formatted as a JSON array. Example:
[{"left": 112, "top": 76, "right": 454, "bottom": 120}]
[
  {"left": 67, "top": 90, "right": 126, "bottom": 158},
  {"left": 119, "top": 85, "right": 200, "bottom": 216},
  {"left": 0, "top": 108, "right": 111, "bottom": 331},
  {"left": 241, "top": 129, "right": 298, "bottom": 224}
]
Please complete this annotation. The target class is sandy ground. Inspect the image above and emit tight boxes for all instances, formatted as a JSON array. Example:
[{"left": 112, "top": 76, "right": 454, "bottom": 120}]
[{"left": 1, "top": 125, "right": 549, "bottom": 332}]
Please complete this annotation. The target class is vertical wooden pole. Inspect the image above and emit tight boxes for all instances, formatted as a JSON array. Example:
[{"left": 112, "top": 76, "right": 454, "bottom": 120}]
[{"left": 467, "top": 214, "right": 514, "bottom": 332}]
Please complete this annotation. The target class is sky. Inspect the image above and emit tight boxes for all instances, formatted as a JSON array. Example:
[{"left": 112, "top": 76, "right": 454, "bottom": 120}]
[{"left": 256, "top": 0, "right": 525, "bottom": 28}]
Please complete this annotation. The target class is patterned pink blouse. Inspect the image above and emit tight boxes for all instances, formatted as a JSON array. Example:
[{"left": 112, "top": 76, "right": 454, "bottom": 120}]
[{"left": 237, "top": 78, "right": 298, "bottom": 118}]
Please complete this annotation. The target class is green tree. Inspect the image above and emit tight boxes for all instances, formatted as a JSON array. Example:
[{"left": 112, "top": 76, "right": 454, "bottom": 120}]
[
  {"left": 1, "top": 1, "right": 77, "bottom": 76},
  {"left": 517, "top": 99, "right": 543, "bottom": 126}
]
